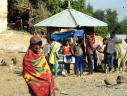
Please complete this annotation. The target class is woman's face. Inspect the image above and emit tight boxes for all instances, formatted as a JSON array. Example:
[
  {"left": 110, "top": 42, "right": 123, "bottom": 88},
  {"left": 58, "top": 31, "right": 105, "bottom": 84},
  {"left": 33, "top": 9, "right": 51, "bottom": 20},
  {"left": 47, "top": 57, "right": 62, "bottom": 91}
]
[{"left": 31, "top": 41, "right": 42, "bottom": 54}]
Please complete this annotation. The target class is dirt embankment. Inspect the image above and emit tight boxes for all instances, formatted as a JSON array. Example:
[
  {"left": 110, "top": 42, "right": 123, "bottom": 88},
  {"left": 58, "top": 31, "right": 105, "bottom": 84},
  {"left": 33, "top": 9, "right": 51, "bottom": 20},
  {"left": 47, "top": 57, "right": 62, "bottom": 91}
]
[{"left": 0, "top": 30, "right": 31, "bottom": 52}]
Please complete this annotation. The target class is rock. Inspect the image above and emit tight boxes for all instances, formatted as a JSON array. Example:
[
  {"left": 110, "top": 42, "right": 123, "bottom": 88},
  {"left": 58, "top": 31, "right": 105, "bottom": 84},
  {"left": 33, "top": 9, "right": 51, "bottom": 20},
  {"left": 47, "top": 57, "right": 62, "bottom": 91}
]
[
  {"left": 116, "top": 75, "right": 127, "bottom": 84},
  {"left": 1, "top": 59, "right": 8, "bottom": 66},
  {"left": 60, "top": 90, "right": 69, "bottom": 95},
  {"left": 104, "top": 79, "right": 112, "bottom": 85},
  {"left": 104, "top": 77, "right": 116, "bottom": 86}
]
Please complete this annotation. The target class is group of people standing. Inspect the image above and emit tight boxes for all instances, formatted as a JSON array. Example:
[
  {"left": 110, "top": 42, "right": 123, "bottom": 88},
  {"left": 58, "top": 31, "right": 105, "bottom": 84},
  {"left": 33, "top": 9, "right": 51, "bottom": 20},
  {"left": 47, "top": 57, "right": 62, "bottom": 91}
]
[
  {"left": 22, "top": 30, "right": 120, "bottom": 96},
  {"left": 102, "top": 32, "right": 122, "bottom": 72},
  {"left": 46, "top": 38, "right": 84, "bottom": 77},
  {"left": 41, "top": 31, "right": 119, "bottom": 78},
  {"left": 85, "top": 31, "right": 121, "bottom": 74}
]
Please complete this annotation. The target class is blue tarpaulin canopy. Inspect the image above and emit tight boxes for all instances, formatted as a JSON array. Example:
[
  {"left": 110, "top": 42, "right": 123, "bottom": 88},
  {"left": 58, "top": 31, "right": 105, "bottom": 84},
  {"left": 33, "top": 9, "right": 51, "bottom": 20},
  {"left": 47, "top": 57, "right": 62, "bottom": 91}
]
[{"left": 51, "top": 30, "right": 84, "bottom": 41}]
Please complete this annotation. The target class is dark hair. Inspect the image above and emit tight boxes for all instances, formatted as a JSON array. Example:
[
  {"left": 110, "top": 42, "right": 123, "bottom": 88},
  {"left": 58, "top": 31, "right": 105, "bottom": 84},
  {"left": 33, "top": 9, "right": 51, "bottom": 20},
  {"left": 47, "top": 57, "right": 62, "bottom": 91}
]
[
  {"left": 50, "top": 38, "right": 55, "bottom": 41},
  {"left": 111, "top": 32, "right": 116, "bottom": 38},
  {"left": 103, "top": 38, "right": 107, "bottom": 42}
]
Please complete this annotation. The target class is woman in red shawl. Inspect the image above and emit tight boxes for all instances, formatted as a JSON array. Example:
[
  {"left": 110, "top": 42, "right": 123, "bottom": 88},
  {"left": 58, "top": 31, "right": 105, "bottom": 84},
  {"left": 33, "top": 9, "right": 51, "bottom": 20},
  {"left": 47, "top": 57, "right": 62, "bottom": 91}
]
[{"left": 22, "top": 35, "right": 55, "bottom": 96}]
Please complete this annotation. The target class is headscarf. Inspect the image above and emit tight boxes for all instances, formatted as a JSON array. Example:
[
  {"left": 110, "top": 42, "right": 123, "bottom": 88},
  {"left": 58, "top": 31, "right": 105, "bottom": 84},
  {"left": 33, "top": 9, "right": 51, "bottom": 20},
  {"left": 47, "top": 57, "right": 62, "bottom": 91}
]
[
  {"left": 30, "top": 35, "right": 42, "bottom": 45},
  {"left": 29, "top": 35, "right": 42, "bottom": 54}
]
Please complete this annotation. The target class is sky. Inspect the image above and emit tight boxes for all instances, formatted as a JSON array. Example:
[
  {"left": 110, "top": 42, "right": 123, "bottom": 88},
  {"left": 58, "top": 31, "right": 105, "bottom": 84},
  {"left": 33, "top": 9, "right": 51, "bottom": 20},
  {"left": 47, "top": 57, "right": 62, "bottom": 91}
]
[{"left": 86, "top": 0, "right": 127, "bottom": 21}]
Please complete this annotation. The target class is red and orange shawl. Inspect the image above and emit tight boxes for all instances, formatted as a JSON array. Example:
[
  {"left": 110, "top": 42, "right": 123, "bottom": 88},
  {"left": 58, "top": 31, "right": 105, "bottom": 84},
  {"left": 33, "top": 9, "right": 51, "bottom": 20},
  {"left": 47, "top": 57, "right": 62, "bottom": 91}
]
[{"left": 23, "top": 48, "right": 55, "bottom": 96}]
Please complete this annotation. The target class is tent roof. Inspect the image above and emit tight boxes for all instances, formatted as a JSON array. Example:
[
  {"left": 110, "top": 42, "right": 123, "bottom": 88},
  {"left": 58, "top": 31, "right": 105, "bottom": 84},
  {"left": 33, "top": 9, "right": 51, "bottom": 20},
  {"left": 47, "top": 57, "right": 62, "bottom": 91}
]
[{"left": 34, "top": 8, "right": 108, "bottom": 27}]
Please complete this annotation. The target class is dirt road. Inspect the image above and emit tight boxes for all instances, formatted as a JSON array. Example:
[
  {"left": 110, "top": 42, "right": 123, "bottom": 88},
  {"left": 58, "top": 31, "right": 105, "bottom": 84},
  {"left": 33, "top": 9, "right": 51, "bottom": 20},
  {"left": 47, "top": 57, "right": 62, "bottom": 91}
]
[{"left": 0, "top": 65, "right": 127, "bottom": 96}]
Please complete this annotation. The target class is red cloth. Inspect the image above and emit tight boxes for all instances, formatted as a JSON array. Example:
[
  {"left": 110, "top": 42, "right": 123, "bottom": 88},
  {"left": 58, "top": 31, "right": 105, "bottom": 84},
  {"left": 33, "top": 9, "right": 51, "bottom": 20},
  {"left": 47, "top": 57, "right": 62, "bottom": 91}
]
[
  {"left": 23, "top": 35, "right": 55, "bottom": 96},
  {"left": 62, "top": 46, "right": 70, "bottom": 55},
  {"left": 23, "top": 49, "right": 55, "bottom": 96}
]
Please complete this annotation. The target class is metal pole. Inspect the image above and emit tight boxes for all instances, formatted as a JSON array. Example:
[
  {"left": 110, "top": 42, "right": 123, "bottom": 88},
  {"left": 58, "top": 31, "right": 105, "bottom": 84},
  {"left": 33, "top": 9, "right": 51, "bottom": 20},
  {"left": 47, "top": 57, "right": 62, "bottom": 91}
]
[{"left": 68, "top": 0, "right": 71, "bottom": 8}]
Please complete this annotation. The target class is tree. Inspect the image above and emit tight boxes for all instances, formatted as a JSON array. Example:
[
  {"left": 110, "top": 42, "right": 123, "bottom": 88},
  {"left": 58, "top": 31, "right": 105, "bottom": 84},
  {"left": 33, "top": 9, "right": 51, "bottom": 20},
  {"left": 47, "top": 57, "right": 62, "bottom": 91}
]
[
  {"left": 93, "top": 10, "right": 105, "bottom": 21},
  {"left": 95, "top": 27, "right": 108, "bottom": 37},
  {"left": 105, "top": 9, "right": 119, "bottom": 33},
  {"left": 60, "top": 0, "right": 86, "bottom": 12},
  {"left": 29, "top": 1, "right": 51, "bottom": 25},
  {"left": 71, "top": 0, "right": 86, "bottom": 13},
  {"left": 44, "top": 0, "right": 62, "bottom": 15},
  {"left": 8, "top": 0, "right": 22, "bottom": 23},
  {"left": 86, "top": 3, "right": 93, "bottom": 16},
  {"left": 119, "top": 17, "right": 127, "bottom": 34},
  {"left": 93, "top": 10, "right": 108, "bottom": 37}
]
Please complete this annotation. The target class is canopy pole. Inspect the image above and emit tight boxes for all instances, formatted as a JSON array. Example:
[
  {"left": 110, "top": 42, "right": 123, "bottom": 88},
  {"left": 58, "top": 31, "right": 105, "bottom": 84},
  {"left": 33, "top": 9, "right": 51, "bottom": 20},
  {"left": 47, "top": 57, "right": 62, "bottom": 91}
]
[
  {"left": 68, "top": 9, "right": 79, "bottom": 27},
  {"left": 68, "top": 0, "right": 71, "bottom": 8}
]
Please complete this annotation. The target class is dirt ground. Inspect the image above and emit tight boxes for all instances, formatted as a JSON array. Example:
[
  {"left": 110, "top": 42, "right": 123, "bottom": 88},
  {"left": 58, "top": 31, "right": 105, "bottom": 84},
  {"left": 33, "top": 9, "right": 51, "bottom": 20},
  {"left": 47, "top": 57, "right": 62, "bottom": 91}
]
[
  {"left": 0, "top": 31, "right": 127, "bottom": 96},
  {"left": 0, "top": 52, "right": 127, "bottom": 96}
]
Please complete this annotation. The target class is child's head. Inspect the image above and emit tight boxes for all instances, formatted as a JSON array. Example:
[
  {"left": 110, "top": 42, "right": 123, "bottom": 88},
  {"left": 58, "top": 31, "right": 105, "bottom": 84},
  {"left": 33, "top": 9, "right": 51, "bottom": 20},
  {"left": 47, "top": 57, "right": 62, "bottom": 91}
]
[{"left": 103, "top": 38, "right": 108, "bottom": 44}]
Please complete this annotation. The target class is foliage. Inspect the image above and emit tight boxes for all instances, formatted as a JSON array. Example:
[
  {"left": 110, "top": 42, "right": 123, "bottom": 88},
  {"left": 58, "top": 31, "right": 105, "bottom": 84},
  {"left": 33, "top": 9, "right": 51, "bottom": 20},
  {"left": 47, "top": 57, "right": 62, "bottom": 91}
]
[
  {"left": 93, "top": 10, "right": 105, "bottom": 21},
  {"left": 93, "top": 10, "right": 107, "bottom": 37},
  {"left": 8, "top": 0, "right": 22, "bottom": 23},
  {"left": 85, "top": 3, "right": 93, "bottom": 16},
  {"left": 29, "top": 0, "right": 87, "bottom": 24},
  {"left": 93, "top": 9, "right": 122, "bottom": 37},
  {"left": 29, "top": 0, "right": 43, "bottom": 6},
  {"left": 119, "top": 17, "right": 127, "bottom": 34},
  {"left": 104, "top": 9, "right": 119, "bottom": 33},
  {"left": 95, "top": 27, "right": 108, "bottom": 38},
  {"left": 30, "top": 2, "right": 51, "bottom": 25},
  {"left": 7, "top": 0, "right": 127, "bottom": 36},
  {"left": 71, "top": 0, "right": 86, "bottom": 13},
  {"left": 42, "top": 0, "right": 62, "bottom": 15}
]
